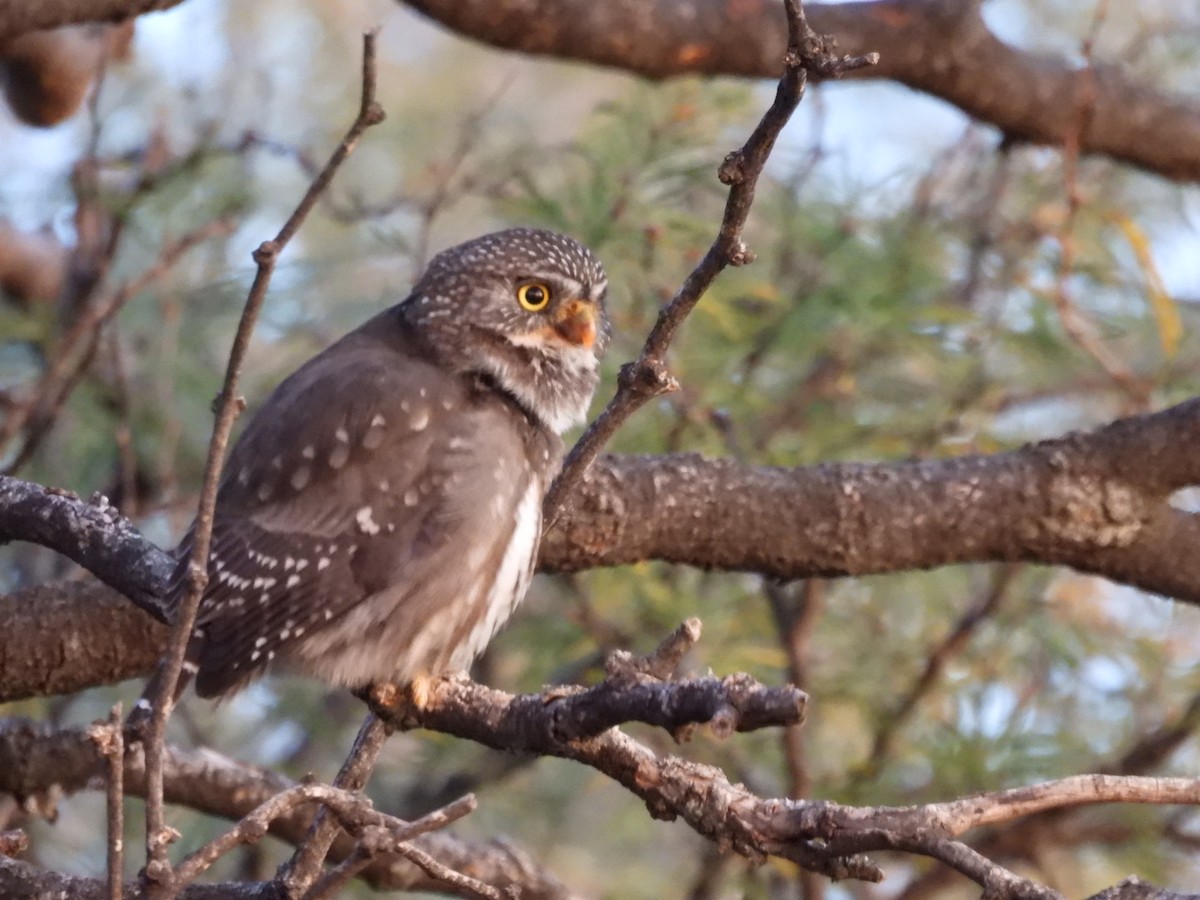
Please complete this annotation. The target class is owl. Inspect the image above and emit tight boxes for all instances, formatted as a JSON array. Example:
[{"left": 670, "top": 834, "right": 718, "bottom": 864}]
[{"left": 170, "top": 228, "right": 608, "bottom": 699}]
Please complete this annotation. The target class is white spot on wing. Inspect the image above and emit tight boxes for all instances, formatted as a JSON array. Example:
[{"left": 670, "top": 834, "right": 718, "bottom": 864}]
[
  {"left": 329, "top": 443, "right": 350, "bottom": 468},
  {"left": 356, "top": 506, "right": 381, "bottom": 535}
]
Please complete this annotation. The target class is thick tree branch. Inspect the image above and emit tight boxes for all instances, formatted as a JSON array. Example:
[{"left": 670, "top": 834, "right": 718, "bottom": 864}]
[
  {"left": 4, "top": 1, "right": 1191, "bottom": 178},
  {"left": 4, "top": 396, "right": 1200, "bottom": 703},
  {"left": 543, "top": 396, "right": 1200, "bottom": 602},
  {"left": 0, "top": 581, "right": 165, "bottom": 701},
  {"left": 0, "top": 1, "right": 180, "bottom": 45},
  {"left": 0, "top": 476, "right": 172, "bottom": 620},
  {"left": 401, "top": 0, "right": 1200, "bottom": 182}
]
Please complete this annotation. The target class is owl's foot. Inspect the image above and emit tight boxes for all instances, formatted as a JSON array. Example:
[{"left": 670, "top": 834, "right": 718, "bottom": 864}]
[
  {"left": 407, "top": 672, "right": 435, "bottom": 710},
  {"left": 355, "top": 675, "right": 443, "bottom": 729}
]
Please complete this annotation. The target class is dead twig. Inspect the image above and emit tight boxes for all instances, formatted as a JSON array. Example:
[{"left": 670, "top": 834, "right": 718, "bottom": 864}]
[
  {"left": 139, "top": 29, "right": 386, "bottom": 893},
  {"left": 278, "top": 714, "right": 389, "bottom": 895},
  {"left": 170, "top": 781, "right": 476, "bottom": 887},
  {"left": 87, "top": 704, "right": 125, "bottom": 900},
  {"left": 383, "top": 657, "right": 1200, "bottom": 893},
  {"left": 543, "top": 0, "right": 878, "bottom": 524},
  {"left": 0, "top": 219, "right": 233, "bottom": 475}
]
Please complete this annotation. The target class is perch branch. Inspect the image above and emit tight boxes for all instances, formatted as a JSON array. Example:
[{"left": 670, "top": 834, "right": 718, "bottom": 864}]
[{"left": 6, "top": 396, "right": 1200, "bottom": 704}]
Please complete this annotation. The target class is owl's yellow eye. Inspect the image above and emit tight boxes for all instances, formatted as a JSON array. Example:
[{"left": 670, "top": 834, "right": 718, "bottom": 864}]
[{"left": 516, "top": 282, "right": 552, "bottom": 312}]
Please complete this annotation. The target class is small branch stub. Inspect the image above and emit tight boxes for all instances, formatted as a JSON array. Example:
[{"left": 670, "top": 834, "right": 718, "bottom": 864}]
[{"left": 0, "top": 830, "right": 28, "bottom": 858}]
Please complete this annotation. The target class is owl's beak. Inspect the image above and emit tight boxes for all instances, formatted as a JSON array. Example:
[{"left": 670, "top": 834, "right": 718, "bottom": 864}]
[{"left": 550, "top": 298, "right": 597, "bottom": 349}]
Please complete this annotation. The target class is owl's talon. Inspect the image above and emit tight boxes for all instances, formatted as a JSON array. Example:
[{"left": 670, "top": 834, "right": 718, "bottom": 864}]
[{"left": 407, "top": 673, "right": 435, "bottom": 711}]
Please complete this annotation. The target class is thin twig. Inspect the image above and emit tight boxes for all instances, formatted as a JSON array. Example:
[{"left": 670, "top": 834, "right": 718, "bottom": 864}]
[
  {"left": 1048, "top": 0, "right": 1146, "bottom": 409},
  {"left": 170, "top": 780, "right": 471, "bottom": 886},
  {"left": 0, "top": 220, "right": 233, "bottom": 475},
  {"left": 301, "top": 795, "right": 482, "bottom": 900},
  {"left": 277, "top": 714, "right": 389, "bottom": 894},
  {"left": 863, "top": 564, "right": 1017, "bottom": 773},
  {"left": 543, "top": 0, "right": 878, "bottom": 524},
  {"left": 87, "top": 704, "right": 125, "bottom": 900},
  {"left": 302, "top": 844, "right": 372, "bottom": 900},
  {"left": 139, "top": 30, "right": 385, "bottom": 893},
  {"left": 390, "top": 840, "right": 505, "bottom": 900}
]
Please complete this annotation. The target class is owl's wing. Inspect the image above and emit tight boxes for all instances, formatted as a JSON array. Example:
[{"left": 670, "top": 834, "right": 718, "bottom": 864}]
[{"left": 171, "top": 331, "right": 539, "bottom": 697}]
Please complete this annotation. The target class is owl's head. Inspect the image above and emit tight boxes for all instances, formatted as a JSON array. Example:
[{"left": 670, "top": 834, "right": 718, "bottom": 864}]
[{"left": 404, "top": 228, "right": 609, "bottom": 434}]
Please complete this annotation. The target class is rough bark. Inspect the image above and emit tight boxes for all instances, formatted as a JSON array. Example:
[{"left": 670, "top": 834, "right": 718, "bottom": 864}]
[
  {"left": 0, "top": 581, "right": 165, "bottom": 700},
  {"left": 0, "top": 478, "right": 172, "bottom": 619},
  {"left": 543, "top": 397, "right": 1200, "bottom": 595}
]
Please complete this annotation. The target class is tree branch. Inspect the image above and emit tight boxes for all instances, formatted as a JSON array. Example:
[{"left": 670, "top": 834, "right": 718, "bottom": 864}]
[
  {"left": 138, "top": 30, "right": 386, "bottom": 889},
  {"left": 5, "top": 396, "right": 1200, "bottom": 703},
  {"left": 366, "top": 663, "right": 1200, "bottom": 895},
  {"left": 401, "top": 0, "right": 1200, "bottom": 182},
  {"left": 542, "top": 396, "right": 1200, "bottom": 603},
  {"left": 0, "top": 475, "right": 172, "bottom": 620},
  {"left": 366, "top": 627, "right": 806, "bottom": 746},
  {"left": 0, "top": 1, "right": 180, "bottom": 45},
  {"left": 546, "top": 0, "right": 876, "bottom": 521}
]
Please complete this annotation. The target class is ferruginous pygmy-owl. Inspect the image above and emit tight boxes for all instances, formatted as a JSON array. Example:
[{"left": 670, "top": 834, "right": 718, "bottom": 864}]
[{"left": 169, "top": 228, "right": 608, "bottom": 699}]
